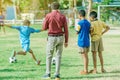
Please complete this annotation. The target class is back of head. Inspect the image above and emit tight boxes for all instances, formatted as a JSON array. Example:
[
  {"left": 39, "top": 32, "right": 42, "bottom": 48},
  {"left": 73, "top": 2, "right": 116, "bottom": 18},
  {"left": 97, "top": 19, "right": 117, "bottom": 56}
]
[
  {"left": 23, "top": 19, "right": 30, "bottom": 26},
  {"left": 51, "top": 2, "right": 60, "bottom": 10},
  {"left": 79, "top": 10, "right": 86, "bottom": 17},
  {"left": 90, "top": 11, "right": 97, "bottom": 19}
]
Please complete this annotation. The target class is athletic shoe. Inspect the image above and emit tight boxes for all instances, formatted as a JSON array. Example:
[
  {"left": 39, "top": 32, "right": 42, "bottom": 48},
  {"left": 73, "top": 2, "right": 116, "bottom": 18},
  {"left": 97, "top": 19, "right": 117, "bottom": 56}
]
[{"left": 42, "top": 74, "right": 51, "bottom": 80}]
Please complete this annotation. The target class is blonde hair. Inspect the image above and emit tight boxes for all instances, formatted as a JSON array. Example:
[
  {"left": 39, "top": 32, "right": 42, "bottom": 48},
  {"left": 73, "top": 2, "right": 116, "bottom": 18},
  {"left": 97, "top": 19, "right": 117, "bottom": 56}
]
[{"left": 23, "top": 19, "right": 30, "bottom": 25}]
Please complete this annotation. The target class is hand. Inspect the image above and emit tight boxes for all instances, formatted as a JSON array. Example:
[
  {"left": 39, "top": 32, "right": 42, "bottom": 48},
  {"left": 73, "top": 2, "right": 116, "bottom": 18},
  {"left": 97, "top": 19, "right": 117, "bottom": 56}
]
[
  {"left": 40, "top": 29, "right": 45, "bottom": 32},
  {"left": 64, "top": 43, "right": 68, "bottom": 48},
  {"left": 102, "top": 32, "right": 104, "bottom": 35}
]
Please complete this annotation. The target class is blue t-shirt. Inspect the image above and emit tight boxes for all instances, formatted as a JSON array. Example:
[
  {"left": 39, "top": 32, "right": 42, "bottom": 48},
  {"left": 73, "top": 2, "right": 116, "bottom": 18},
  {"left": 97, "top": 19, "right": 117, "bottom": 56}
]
[
  {"left": 77, "top": 19, "right": 91, "bottom": 47},
  {"left": 12, "top": 26, "right": 40, "bottom": 44}
]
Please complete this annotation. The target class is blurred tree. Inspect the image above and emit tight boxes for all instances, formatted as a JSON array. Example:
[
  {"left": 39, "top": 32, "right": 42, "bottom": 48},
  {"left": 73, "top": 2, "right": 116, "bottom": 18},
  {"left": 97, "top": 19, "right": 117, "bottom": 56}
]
[
  {"left": 0, "top": 0, "right": 13, "bottom": 11},
  {"left": 31, "top": 0, "right": 40, "bottom": 10},
  {"left": 44, "top": 0, "right": 48, "bottom": 10},
  {"left": 0, "top": 0, "right": 2, "bottom": 11},
  {"left": 87, "top": 0, "right": 92, "bottom": 19}
]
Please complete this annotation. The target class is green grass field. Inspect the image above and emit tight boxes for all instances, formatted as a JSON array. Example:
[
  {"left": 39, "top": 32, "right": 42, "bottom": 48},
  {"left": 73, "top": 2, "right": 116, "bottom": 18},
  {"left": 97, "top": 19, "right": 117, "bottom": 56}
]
[{"left": 0, "top": 25, "right": 120, "bottom": 80}]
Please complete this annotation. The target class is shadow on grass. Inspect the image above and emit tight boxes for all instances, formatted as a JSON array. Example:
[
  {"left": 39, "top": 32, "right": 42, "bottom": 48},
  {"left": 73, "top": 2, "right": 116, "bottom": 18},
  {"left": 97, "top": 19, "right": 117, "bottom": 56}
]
[
  {"left": 108, "top": 70, "right": 120, "bottom": 74},
  {"left": 61, "top": 64, "right": 83, "bottom": 67},
  {"left": 0, "top": 68, "right": 37, "bottom": 72},
  {"left": 88, "top": 64, "right": 112, "bottom": 67},
  {"left": 0, "top": 76, "right": 30, "bottom": 80},
  {"left": 62, "top": 74, "right": 120, "bottom": 80},
  {"left": 0, "top": 69, "right": 15, "bottom": 72},
  {"left": 40, "top": 63, "right": 46, "bottom": 66},
  {"left": 61, "top": 63, "right": 112, "bottom": 67}
]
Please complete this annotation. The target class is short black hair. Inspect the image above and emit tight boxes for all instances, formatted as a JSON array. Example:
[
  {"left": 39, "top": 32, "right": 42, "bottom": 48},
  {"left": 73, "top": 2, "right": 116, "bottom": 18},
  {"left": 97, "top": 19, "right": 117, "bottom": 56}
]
[
  {"left": 90, "top": 11, "right": 97, "bottom": 18},
  {"left": 51, "top": 2, "right": 60, "bottom": 10},
  {"left": 79, "top": 10, "right": 86, "bottom": 17}
]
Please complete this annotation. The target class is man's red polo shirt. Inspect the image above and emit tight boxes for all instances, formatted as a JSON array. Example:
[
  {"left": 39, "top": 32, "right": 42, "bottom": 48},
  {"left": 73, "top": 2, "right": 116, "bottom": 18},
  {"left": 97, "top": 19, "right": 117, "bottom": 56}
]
[{"left": 42, "top": 10, "right": 68, "bottom": 43}]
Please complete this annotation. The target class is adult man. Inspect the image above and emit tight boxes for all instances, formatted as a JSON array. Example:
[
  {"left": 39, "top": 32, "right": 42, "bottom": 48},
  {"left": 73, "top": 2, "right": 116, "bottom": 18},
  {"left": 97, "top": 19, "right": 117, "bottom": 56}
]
[{"left": 41, "top": 2, "right": 69, "bottom": 80}]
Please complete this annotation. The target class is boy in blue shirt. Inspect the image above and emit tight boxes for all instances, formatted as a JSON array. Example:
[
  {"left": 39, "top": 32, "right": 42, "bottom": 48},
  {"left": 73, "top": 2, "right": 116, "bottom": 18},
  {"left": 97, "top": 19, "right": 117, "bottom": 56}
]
[
  {"left": 5, "top": 20, "right": 41, "bottom": 65},
  {"left": 75, "top": 10, "right": 91, "bottom": 75}
]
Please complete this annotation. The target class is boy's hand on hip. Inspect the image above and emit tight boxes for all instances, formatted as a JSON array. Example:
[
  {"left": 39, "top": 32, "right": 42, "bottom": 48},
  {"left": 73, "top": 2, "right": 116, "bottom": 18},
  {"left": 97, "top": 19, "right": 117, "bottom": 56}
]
[{"left": 64, "top": 43, "right": 68, "bottom": 48}]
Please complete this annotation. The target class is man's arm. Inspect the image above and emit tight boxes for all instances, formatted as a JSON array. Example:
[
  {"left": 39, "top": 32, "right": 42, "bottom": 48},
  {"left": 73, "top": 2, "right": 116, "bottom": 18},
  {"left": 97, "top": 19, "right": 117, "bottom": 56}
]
[
  {"left": 42, "top": 15, "right": 49, "bottom": 31},
  {"left": 40, "top": 15, "right": 50, "bottom": 32},
  {"left": 63, "top": 16, "right": 69, "bottom": 47},
  {"left": 40, "top": 28, "right": 46, "bottom": 32}
]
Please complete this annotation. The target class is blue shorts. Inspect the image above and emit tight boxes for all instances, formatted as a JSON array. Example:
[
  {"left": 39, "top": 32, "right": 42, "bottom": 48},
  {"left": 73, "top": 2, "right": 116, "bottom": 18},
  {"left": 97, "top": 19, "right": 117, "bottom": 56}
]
[{"left": 22, "top": 43, "right": 30, "bottom": 52}]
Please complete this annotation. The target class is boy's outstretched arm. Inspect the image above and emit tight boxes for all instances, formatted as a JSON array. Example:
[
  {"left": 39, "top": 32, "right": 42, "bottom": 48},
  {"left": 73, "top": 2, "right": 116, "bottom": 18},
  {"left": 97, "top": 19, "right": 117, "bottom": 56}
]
[
  {"left": 102, "top": 26, "right": 110, "bottom": 35},
  {"left": 40, "top": 28, "right": 46, "bottom": 32}
]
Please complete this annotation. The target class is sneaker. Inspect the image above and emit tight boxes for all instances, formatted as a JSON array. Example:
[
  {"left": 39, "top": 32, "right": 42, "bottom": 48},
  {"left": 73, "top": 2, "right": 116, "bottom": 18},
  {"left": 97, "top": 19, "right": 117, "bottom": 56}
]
[
  {"left": 42, "top": 74, "right": 51, "bottom": 80},
  {"left": 55, "top": 74, "right": 60, "bottom": 80}
]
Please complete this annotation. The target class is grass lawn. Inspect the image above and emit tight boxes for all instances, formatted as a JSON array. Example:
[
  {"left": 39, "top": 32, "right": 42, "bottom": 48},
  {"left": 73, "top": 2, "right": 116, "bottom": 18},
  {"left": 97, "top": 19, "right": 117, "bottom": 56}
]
[{"left": 0, "top": 25, "right": 120, "bottom": 80}]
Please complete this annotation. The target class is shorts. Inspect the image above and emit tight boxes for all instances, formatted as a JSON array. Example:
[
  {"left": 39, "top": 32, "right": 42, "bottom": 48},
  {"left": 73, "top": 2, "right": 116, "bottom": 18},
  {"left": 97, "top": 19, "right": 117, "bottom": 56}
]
[
  {"left": 91, "top": 38, "right": 104, "bottom": 52},
  {"left": 79, "top": 47, "right": 89, "bottom": 53},
  {"left": 22, "top": 43, "right": 30, "bottom": 52}
]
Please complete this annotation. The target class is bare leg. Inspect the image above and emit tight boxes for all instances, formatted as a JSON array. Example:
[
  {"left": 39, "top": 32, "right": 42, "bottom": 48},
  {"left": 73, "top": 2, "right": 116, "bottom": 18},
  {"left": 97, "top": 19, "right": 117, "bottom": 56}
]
[
  {"left": 98, "top": 51, "right": 105, "bottom": 73},
  {"left": 12, "top": 50, "right": 26, "bottom": 57},
  {"left": 92, "top": 51, "right": 97, "bottom": 73},
  {"left": 29, "top": 49, "right": 37, "bottom": 61},
  {"left": 29, "top": 49, "right": 40, "bottom": 65},
  {"left": 82, "top": 52, "right": 88, "bottom": 72},
  {"left": 80, "top": 52, "right": 88, "bottom": 75},
  {"left": 10, "top": 50, "right": 26, "bottom": 63}
]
